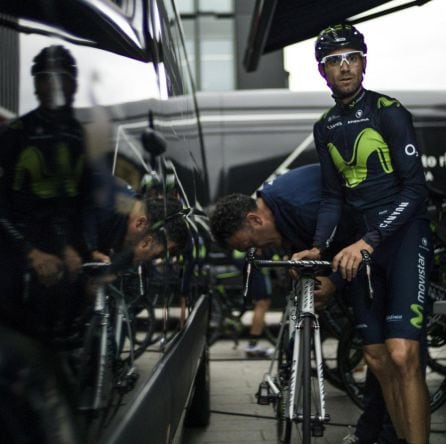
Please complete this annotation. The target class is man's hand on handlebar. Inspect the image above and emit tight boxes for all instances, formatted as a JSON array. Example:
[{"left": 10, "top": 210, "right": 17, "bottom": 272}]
[
  {"left": 28, "top": 248, "right": 63, "bottom": 286},
  {"left": 289, "top": 247, "right": 321, "bottom": 279},
  {"left": 332, "top": 239, "right": 374, "bottom": 281}
]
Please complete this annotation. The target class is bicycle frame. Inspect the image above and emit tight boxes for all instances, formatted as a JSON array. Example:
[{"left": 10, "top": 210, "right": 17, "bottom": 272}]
[{"left": 245, "top": 257, "right": 331, "bottom": 441}]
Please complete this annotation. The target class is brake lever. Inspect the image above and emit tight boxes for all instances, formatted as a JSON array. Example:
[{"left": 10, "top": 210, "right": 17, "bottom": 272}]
[
  {"left": 360, "top": 249, "right": 374, "bottom": 300},
  {"left": 242, "top": 248, "right": 256, "bottom": 298}
]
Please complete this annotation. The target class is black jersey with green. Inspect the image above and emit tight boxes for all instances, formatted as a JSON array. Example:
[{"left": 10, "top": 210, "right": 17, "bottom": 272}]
[
  {"left": 312, "top": 88, "right": 428, "bottom": 250},
  {"left": 0, "top": 107, "right": 88, "bottom": 257}
]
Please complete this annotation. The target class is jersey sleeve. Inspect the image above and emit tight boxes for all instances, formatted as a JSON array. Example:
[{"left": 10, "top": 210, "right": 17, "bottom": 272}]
[
  {"left": 362, "top": 104, "right": 428, "bottom": 247},
  {"left": 312, "top": 122, "right": 344, "bottom": 251},
  {"left": 0, "top": 124, "right": 33, "bottom": 255}
]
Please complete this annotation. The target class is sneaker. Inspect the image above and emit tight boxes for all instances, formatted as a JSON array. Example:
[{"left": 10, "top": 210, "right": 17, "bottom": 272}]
[
  {"left": 342, "top": 429, "right": 359, "bottom": 444},
  {"left": 245, "top": 344, "right": 274, "bottom": 358}
]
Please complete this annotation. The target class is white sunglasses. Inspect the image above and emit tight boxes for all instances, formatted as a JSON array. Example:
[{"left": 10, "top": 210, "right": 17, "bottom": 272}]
[{"left": 321, "top": 50, "right": 365, "bottom": 67}]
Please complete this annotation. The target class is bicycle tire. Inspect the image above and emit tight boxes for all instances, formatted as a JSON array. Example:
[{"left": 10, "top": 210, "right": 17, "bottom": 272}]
[
  {"left": 207, "top": 292, "right": 225, "bottom": 346},
  {"left": 77, "top": 313, "right": 114, "bottom": 413},
  {"left": 276, "top": 323, "right": 291, "bottom": 444},
  {"left": 337, "top": 327, "right": 367, "bottom": 410},
  {"left": 301, "top": 316, "right": 312, "bottom": 444},
  {"left": 131, "top": 300, "right": 156, "bottom": 359}
]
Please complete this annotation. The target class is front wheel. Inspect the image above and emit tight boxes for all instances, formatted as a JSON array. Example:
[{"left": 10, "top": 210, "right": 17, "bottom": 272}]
[
  {"left": 301, "top": 316, "right": 312, "bottom": 444},
  {"left": 277, "top": 385, "right": 292, "bottom": 444}
]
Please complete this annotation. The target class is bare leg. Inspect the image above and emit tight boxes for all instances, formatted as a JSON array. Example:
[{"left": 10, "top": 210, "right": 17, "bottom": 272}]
[
  {"left": 386, "top": 338, "right": 430, "bottom": 444},
  {"left": 250, "top": 298, "right": 271, "bottom": 336},
  {"left": 363, "top": 344, "right": 406, "bottom": 439}
]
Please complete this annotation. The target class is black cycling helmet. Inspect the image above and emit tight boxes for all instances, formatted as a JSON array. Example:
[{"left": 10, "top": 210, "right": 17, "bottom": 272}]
[
  {"left": 31, "top": 45, "right": 77, "bottom": 78},
  {"left": 315, "top": 24, "right": 367, "bottom": 62}
]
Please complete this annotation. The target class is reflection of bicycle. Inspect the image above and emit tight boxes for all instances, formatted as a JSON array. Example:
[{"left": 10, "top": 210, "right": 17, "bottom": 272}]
[
  {"left": 75, "top": 263, "right": 142, "bottom": 416},
  {"left": 248, "top": 257, "right": 332, "bottom": 444}
]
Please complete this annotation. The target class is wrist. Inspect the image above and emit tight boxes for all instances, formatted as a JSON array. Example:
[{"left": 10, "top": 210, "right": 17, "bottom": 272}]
[{"left": 311, "top": 245, "right": 322, "bottom": 257}]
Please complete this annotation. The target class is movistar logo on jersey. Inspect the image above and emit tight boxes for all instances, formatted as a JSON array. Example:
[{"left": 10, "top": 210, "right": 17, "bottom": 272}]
[
  {"left": 328, "top": 128, "right": 394, "bottom": 188},
  {"left": 377, "top": 97, "right": 400, "bottom": 109},
  {"left": 410, "top": 304, "right": 423, "bottom": 329},
  {"left": 13, "top": 144, "right": 84, "bottom": 198}
]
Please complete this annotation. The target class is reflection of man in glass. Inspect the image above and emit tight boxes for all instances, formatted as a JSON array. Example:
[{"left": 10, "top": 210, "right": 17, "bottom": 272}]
[{"left": 0, "top": 45, "right": 88, "bottom": 340}]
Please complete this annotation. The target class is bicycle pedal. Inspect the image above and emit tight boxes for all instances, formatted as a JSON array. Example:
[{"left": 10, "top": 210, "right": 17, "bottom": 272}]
[
  {"left": 311, "top": 422, "right": 325, "bottom": 437},
  {"left": 256, "top": 381, "right": 277, "bottom": 405}
]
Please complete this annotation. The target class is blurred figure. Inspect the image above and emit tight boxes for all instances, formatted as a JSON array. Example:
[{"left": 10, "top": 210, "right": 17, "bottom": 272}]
[
  {"left": 0, "top": 45, "right": 89, "bottom": 340},
  {"left": 84, "top": 179, "right": 189, "bottom": 265}
]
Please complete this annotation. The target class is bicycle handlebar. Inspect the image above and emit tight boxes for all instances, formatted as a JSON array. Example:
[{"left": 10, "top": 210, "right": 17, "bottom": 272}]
[{"left": 252, "top": 259, "right": 332, "bottom": 269}]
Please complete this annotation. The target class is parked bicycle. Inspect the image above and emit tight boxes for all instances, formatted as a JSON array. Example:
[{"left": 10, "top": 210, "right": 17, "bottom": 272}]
[{"left": 246, "top": 256, "right": 333, "bottom": 444}]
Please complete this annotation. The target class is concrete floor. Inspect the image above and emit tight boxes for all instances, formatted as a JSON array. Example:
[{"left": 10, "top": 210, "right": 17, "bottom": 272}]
[{"left": 183, "top": 338, "right": 446, "bottom": 444}]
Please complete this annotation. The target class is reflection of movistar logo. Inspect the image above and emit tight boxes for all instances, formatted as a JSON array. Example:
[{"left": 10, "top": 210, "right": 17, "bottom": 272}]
[
  {"left": 328, "top": 128, "right": 394, "bottom": 188},
  {"left": 410, "top": 304, "right": 423, "bottom": 329},
  {"left": 13, "top": 144, "right": 84, "bottom": 198}
]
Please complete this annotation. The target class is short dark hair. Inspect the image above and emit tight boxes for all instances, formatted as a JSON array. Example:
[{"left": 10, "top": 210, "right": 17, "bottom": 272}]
[
  {"left": 209, "top": 193, "right": 256, "bottom": 248},
  {"left": 144, "top": 195, "right": 189, "bottom": 253}
]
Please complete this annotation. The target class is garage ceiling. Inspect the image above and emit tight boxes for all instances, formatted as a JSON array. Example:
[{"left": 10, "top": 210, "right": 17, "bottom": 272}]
[{"left": 244, "top": 0, "right": 432, "bottom": 71}]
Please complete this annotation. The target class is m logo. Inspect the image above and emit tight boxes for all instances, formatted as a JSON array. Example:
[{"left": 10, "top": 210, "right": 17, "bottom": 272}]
[
  {"left": 328, "top": 127, "right": 394, "bottom": 188},
  {"left": 13, "top": 144, "right": 84, "bottom": 198},
  {"left": 410, "top": 304, "right": 423, "bottom": 329}
]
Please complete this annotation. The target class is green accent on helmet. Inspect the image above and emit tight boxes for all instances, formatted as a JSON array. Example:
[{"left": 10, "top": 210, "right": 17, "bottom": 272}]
[
  {"left": 410, "top": 304, "right": 424, "bottom": 329},
  {"left": 377, "top": 97, "right": 400, "bottom": 109},
  {"left": 328, "top": 128, "right": 393, "bottom": 188},
  {"left": 315, "top": 23, "right": 367, "bottom": 62}
]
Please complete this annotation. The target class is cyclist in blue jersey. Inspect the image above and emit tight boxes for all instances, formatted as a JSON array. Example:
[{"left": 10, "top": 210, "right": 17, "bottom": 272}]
[
  {"left": 293, "top": 24, "right": 432, "bottom": 444},
  {"left": 210, "top": 164, "right": 352, "bottom": 299},
  {"left": 84, "top": 179, "right": 189, "bottom": 266}
]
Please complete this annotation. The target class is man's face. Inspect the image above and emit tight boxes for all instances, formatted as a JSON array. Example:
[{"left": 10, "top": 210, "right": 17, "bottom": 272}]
[
  {"left": 226, "top": 218, "right": 281, "bottom": 252},
  {"left": 133, "top": 236, "right": 176, "bottom": 263},
  {"left": 227, "top": 225, "right": 258, "bottom": 251},
  {"left": 318, "top": 48, "right": 366, "bottom": 99},
  {"left": 34, "top": 72, "right": 77, "bottom": 109}
]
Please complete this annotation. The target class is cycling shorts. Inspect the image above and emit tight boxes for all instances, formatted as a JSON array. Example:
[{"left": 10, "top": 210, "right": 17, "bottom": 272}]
[{"left": 349, "top": 217, "right": 433, "bottom": 344}]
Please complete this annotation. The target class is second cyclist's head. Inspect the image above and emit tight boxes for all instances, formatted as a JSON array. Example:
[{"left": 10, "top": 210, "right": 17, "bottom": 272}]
[{"left": 31, "top": 45, "right": 78, "bottom": 109}]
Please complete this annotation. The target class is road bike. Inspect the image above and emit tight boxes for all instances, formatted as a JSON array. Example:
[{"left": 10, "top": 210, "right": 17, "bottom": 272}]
[{"left": 246, "top": 255, "right": 332, "bottom": 444}]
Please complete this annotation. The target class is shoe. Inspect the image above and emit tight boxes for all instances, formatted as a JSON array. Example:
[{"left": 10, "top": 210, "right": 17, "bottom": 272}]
[
  {"left": 245, "top": 344, "right": 274, "bottom": 358},
  {"left": 342, "top": 432, "right": 359, "bottom": 444}
]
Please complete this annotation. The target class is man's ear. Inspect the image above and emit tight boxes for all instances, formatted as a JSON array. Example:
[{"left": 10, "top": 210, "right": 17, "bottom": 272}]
[
  {"left": 135, "top": 215, "right": 148, "bottom": 232},
  {"left": 318, "top": 63, "right": 326, "bottom": 79},
  {"left": 139, "top": 234, "right": 153, "bottom": 249},
  {"left": 246, "top": 212, "right": 263, "bottom": 227}
]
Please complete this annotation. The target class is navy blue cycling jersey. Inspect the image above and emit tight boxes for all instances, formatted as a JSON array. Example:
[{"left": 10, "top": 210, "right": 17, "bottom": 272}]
[
  {"left": 312, "top": 88, "right": 428, "bottom": 250},
  {"left": 83, "top": 178, "right": 136, "bottom": 257},
  {"left": 258, "top": 164, "right": 352, "bottom": 253},
  {"left": 258, "top": 164, "right": 323, "bottom": 251},
  {"left": 258, "top": 164, "right": 354, "bottom": 290}
]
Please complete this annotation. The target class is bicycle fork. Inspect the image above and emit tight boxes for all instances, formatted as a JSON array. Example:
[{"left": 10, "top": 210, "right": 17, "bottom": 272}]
[{"left": 289, "top": 277, "right": 329, "bottom": 426}]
